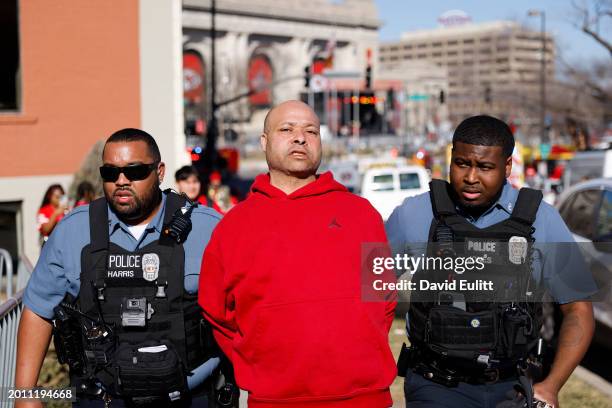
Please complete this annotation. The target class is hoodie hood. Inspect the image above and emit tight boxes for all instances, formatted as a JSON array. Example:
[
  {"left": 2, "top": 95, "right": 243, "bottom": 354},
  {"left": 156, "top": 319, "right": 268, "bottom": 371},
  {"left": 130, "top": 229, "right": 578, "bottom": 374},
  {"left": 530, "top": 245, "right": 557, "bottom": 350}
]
[{"left": 251, "top": 171, "right": 347, "bottom": 199}]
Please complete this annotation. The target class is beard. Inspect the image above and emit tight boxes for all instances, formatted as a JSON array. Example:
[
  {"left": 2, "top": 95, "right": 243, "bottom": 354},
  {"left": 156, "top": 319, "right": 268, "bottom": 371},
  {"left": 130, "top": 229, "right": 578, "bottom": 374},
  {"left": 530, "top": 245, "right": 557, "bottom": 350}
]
[{"left": 107, "top": 183, "right": 161, "bottom": 224}]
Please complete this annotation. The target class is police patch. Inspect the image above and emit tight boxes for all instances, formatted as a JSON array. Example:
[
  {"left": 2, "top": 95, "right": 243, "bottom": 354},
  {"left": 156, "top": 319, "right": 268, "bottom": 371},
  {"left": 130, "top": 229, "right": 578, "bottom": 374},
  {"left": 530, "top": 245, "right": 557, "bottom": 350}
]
[
  {"left": 142, "top": 253, "right": 160, "bottom": 281},
  {"left": 508, "top": 236, "right": 528, "bottom": 265}
]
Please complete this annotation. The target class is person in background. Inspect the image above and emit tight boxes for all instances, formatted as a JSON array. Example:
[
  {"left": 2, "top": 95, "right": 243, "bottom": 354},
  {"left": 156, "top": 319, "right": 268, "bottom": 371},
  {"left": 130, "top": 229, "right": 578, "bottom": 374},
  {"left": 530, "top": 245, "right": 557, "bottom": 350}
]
[
  {"left": 74, "top": 181, "right": 96, "bottom": 207},
  {"left": 175, "top": 165, "right": 202, "bottom": 203},
  {"left": 37, "top": 184, "right": 67, "bottom": 243},
  {"left": 206, "top": 171, "right": 237, "bottom": 215}
]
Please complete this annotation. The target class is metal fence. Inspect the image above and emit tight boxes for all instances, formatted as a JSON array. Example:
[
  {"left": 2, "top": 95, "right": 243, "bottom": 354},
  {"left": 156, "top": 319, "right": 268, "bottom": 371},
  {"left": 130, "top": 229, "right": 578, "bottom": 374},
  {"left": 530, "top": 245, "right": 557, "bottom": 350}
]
[{"left": 0, "top": 251, "right": 33, "bottom": 408}]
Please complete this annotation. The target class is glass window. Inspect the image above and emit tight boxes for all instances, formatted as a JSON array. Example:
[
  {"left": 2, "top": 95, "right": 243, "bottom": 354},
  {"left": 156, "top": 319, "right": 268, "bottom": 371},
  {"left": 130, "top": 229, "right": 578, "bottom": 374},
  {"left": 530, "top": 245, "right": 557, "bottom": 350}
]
[
  {"left": 371, "top": 174, "right": 394, "bottom": 192},
  {"left": 399, "top": 173, "right": 421, "bottom": 190},
  {"left": 595, "top": 190, "right": 612, "bottom": 242},
  {"left": 562, "top": 189, "right": 602, "bottom": 239},
  {"left": 558, "top": 194, "right": 575, "bottom": 221},
  {"left": 0, "top": 0, "right": 20, "bottom": 111}
]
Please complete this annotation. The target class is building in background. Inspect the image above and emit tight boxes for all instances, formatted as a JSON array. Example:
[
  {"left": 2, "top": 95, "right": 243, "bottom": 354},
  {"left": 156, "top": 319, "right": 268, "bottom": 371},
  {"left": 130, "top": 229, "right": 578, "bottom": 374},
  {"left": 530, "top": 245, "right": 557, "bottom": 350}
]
[
  {"left": 379, "top": 20, "right": 555, "bottom": 139},
  {"left": 181, "top": 0, "right": 393, "bottom": 141},
  {"left": 0, "top": 0, "right": 186, "bottom": 264},
  {"left": 378, "top": 61, "right": 450, "bottom": 142}
]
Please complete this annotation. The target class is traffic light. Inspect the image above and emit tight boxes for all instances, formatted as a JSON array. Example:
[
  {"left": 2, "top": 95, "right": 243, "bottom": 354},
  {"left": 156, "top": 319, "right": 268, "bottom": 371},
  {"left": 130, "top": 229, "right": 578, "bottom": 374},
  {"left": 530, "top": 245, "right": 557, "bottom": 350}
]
[
  {"left": 484, "top": 86, "right": 492, "bottom": 104},
  {"left": 439, "top": 90, "right": 445, "bottom": 104},
  {"left": 304, "top": 66, "right": 311, "bottom": 88},
  {"left": 365, "top": 65, "right": 372, "bottom": 89}
]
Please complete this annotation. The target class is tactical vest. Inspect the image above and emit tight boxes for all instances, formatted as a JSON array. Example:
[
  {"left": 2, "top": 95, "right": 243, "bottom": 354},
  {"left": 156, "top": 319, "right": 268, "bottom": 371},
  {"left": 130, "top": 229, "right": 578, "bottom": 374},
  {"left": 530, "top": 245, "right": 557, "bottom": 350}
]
[
  {"left": 73, "top": 193, "right": 208, "bottom": 401},
  {"left": 408, "top": 180, "right": 543, "bottom": 369}
]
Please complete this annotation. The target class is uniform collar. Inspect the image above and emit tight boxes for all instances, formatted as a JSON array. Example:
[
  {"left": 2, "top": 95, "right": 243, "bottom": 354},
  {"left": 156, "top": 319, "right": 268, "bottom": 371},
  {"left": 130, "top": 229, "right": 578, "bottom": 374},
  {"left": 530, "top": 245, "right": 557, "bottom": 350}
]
[
  {"left": 107, "top": 192, "right": 166, "bottom": 235},
  {"left": 496, "top": 180, "right": 519, "bottom": 215},
  {"left": 456, "top": 180, "right": 517, "bottom": 221}
]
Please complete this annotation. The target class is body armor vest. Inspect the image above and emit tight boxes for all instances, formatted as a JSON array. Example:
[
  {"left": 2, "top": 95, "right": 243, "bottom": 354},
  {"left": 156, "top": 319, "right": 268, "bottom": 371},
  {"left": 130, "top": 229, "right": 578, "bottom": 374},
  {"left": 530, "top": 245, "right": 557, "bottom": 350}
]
[
  {"left": 72, "top": 192, "right": 207, "bottom": 401},
  {"left": 408, "top": 180, "right": 544, "bottom": 369}
]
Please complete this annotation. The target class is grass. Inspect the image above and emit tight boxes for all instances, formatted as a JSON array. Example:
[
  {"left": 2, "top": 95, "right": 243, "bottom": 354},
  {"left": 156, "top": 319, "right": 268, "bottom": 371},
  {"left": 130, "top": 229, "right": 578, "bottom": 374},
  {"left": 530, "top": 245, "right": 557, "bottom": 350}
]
[{"left": 40, "top": 323, "right": 611, "bottom": 408}]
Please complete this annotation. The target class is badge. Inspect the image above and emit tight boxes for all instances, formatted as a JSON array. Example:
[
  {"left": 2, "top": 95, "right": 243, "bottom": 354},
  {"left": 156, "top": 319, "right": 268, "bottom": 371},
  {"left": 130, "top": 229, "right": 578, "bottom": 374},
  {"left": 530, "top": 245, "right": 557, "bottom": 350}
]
[
  {"left": 470, "top": 318, "right": 480, "bottom": 328},
  {"left": 142, "top": 253, "right": 160, "bottom": 281},
  {"left": 508, "top": 236, "right": 528, "bottom": 265}
]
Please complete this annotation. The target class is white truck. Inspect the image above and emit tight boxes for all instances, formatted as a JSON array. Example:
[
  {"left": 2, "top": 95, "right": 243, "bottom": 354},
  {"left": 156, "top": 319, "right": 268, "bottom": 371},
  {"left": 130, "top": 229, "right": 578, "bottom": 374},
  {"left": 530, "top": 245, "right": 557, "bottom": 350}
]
[{"left": 361, "top": 165, "right": 430, "bottom": 220}]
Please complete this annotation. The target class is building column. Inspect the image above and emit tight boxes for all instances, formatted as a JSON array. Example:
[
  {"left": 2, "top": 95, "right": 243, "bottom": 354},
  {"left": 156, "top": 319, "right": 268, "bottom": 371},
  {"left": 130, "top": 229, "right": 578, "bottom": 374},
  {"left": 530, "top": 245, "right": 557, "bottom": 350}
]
[{"left": 139, "top": 0, "right": 187, "bottom": 188}]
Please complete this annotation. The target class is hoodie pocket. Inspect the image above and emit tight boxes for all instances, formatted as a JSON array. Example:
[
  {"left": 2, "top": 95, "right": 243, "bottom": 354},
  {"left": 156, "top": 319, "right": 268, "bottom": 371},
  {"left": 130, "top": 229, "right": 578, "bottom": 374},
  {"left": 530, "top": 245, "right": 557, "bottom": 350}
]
[{"left": 245, "top": 297, "right": 392, "bottom": 400}]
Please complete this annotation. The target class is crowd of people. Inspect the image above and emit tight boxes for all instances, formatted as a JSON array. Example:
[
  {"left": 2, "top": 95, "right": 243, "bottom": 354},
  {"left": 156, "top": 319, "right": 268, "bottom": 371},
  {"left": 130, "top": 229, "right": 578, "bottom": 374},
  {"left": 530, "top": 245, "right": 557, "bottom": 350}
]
[{"left": 18, "top": 101, "right": 596, "bottom": 408}]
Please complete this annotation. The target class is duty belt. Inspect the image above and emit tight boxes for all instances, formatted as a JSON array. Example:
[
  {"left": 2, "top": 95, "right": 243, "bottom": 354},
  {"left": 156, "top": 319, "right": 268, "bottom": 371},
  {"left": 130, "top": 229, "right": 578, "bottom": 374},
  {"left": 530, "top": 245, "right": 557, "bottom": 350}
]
[{"left": 399, "top": 344, "right": 520, "bottom": 387}]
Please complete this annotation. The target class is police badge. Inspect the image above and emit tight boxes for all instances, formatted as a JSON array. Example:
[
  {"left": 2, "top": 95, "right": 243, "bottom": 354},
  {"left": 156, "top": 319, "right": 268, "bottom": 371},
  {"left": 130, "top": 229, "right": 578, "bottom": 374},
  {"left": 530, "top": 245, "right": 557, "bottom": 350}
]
[
  {"left": 142, "top": 253, "right": 160, "bottom": 281},
  {"left": 508, "top": 236, "right": 528, "bottom": 265}
]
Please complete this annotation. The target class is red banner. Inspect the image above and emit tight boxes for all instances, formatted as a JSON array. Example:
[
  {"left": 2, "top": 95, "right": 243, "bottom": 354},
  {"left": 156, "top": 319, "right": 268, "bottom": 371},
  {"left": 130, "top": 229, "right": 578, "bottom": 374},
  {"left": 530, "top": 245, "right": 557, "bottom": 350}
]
[
  {"left": 248, "top": 55, "right": 273, "bottom": 107},
  {"left": 183, "top": 52, "right": 205, "bottom": 103}
]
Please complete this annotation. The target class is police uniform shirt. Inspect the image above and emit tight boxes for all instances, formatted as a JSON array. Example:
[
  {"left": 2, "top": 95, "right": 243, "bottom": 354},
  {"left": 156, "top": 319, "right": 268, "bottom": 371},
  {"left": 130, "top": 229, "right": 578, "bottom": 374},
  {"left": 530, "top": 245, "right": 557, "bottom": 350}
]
[
  {"left": 385, "top": 180, "right": 598, "bottom": 304},
  {"left": 25, "top": 191, "right": 221, "bottom": 317}
]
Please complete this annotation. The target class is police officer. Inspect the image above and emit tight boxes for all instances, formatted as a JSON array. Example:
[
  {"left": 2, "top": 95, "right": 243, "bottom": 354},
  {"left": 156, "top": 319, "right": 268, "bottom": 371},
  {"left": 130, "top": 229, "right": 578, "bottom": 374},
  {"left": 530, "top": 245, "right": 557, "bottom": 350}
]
[
  {"left": 16, "top": 129, "right": 226, "bottom": 407},
  {"left": 387, "top": 116, "right": 596, "bottom": 408}
]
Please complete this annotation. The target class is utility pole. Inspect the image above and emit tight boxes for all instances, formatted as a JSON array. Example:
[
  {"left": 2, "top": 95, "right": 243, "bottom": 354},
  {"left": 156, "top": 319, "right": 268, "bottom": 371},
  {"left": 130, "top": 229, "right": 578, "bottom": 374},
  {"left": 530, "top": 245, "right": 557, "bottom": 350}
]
[
  {"left": 541, "top": 11, "right": 547, "bottom": 144},
  {"left": 528, "top": 9, "right": 547, "bottom": 143},
  {"left": 203, "top": 0, "right": 218, "bottom": 177}
]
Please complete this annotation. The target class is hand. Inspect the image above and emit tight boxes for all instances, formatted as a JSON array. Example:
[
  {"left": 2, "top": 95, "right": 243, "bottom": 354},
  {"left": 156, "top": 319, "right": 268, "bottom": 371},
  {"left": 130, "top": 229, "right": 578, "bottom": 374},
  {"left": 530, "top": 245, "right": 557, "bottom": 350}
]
[
  {"left": 533, "top": 381, "right": 559, "bottom": 408},
  {"left": 53, "top": 204, "right": 68, "bottom": 216}
]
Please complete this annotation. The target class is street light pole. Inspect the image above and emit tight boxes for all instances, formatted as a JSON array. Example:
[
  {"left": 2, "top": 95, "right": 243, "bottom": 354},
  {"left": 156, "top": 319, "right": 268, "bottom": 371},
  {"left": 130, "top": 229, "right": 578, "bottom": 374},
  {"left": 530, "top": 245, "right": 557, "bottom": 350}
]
[
  {"left": 528, "top": 9, "right": 547, "bottom": 144},
  {"left": 204, "top": 0, "right": 218, "bottom": 176},
  {"left": 211, "top": 0, "right": 216, "bottom": 117}
]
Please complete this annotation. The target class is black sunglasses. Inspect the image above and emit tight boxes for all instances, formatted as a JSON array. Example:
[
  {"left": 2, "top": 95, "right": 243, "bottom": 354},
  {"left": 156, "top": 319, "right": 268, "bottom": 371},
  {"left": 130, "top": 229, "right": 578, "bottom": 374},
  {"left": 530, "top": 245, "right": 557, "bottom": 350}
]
[{"left": 99, "top": 162, "right": 158, "bottom": 182}]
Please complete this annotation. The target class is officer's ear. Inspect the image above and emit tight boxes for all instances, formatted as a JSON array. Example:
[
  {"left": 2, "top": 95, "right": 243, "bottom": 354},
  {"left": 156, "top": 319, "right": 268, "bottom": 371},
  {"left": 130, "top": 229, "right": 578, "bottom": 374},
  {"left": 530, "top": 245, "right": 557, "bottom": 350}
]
[
  {"left": 504, "top": 155, "right": 512, "bottom": 179},
  {"left": 156, "top": 161, "right": 165, "bottom": 185}
]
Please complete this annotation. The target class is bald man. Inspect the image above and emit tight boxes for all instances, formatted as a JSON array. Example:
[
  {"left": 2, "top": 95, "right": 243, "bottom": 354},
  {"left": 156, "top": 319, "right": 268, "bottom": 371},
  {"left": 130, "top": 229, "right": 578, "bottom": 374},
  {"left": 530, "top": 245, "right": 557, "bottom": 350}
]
[{"left": 198, "top": 101, "right": 397, "bottom": 407}]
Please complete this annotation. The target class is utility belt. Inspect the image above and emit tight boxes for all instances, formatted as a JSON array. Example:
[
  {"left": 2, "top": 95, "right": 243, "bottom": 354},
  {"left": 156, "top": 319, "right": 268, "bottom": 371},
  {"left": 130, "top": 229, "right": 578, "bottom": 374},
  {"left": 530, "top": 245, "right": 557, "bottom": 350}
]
[
  {"left": 54, "top": 300, "right": 193, "bottom": 402},
  {"left": 74, "top": 370, "right": 238, "bottom": 408},
  {"left": 397, "top": 343, "right": 542, "bottom": 387},
  {"left": 54, "top": 299, "right": 238, "bottom": 407}
]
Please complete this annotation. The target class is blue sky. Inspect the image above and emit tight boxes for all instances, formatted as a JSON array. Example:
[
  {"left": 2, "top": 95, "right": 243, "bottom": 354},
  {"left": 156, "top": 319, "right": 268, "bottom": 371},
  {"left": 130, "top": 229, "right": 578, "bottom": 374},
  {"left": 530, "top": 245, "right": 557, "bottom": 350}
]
[{"left": 374, "top": 0, "right": 611, "bottom": 67}]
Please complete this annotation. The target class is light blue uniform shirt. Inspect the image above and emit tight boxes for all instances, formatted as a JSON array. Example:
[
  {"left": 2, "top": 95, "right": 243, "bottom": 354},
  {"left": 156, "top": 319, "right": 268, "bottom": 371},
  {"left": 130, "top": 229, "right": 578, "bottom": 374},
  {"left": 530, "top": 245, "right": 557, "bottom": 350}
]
[
  {"left": 24, "top": 192, "right": 222, "bottom": 386},
  {"left": 385, "top": 180, "right": 598, "bottom": 304}
]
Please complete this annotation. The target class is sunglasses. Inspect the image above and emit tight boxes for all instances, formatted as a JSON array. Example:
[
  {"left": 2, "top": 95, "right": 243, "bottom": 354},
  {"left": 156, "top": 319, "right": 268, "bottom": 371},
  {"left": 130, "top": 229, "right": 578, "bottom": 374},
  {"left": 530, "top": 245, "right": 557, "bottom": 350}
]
[{"left": 99, "top": 162, "right": 158, "bottom": 182}]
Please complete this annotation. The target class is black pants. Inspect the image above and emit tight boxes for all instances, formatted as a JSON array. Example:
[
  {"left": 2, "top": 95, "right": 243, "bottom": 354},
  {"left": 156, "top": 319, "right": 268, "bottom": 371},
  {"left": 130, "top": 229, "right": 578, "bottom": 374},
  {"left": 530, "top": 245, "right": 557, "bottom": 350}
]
[
  {"left": 404, "top": 368, "right": 516, "bottom": 408},
  {"left": 74, "top": 395, "right": 209, "bottom": 408}
]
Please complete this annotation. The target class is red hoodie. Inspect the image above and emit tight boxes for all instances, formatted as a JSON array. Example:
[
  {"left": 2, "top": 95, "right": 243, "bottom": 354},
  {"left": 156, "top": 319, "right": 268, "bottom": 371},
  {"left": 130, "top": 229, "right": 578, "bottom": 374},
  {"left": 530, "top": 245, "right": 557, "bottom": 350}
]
[{"left": 199, "top": 172, "right": 397, "bottom": 407}]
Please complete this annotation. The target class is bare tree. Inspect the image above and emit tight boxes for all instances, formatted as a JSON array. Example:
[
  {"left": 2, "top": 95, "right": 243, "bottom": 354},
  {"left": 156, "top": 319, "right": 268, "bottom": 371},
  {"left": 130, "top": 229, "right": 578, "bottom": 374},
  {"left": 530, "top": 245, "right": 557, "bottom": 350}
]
[
  {"left": 572, "top": 0, "right": 612, "bottom": 57},
  {"left": 68, "top": 141, "right": 105, "bottom": 200}
]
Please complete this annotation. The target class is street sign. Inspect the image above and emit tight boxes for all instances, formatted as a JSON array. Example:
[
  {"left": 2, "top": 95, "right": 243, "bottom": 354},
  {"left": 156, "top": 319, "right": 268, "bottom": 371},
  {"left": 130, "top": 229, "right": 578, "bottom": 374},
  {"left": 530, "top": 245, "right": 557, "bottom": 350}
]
[
  {"left": 540, "top": 143, "right": 551, "bottom": 160},
  {"left": 408, "top": 94, "right": 429, "bottom": 101}
]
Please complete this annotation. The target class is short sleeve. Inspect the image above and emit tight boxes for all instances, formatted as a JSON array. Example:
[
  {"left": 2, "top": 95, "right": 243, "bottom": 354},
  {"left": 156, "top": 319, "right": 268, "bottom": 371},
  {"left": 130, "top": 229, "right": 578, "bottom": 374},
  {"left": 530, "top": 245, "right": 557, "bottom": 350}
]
[
  {"left": 182, "top": 207, "right": 221, "bottom": 293},
  {"left": 535, "top": 205, "right": 599, "bottom": 304},
  {"left": 23, "top": 211, "right": 88, "bottom": 319}
]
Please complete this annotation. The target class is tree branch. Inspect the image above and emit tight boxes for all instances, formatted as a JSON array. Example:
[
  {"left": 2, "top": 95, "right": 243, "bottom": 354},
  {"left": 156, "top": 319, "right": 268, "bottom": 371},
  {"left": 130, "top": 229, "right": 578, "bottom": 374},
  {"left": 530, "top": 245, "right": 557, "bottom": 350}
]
[{"left": 582, "top": 24, "right": 612, "bottom": 56}]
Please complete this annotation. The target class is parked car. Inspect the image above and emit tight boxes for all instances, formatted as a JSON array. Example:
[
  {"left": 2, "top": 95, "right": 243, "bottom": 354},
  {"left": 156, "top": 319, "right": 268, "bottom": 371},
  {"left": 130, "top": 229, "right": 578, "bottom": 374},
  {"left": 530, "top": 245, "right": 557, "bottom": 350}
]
[
  {"left": 555, "top": 178, "right": 612, "bottom": 346},
  {"left": 563, "top": 149, "right": 612, "bottom": 190},
  {"left": 361, "top": 165, "right": 430, "bottom": 220}
]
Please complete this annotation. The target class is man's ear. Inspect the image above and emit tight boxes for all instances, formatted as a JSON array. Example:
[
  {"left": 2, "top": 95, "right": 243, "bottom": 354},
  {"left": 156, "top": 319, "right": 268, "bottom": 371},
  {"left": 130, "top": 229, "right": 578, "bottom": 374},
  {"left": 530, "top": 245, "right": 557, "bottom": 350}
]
[
  {"left": 157, "top": 162, "right": 166, "bottom": 184},
  {"left": 260, "top": 133, "right": 267, "bottom": 152},
  {"left": 504, "top": 156, "right": 512, "bottom": 179}
]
